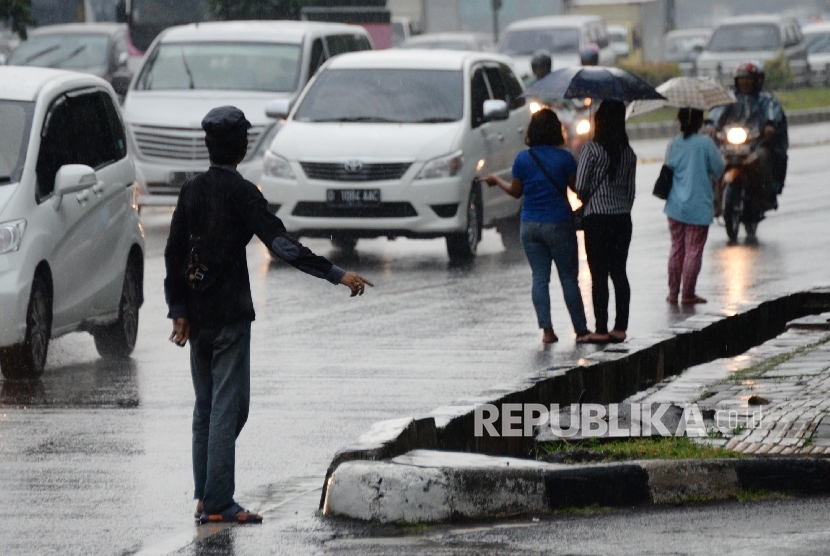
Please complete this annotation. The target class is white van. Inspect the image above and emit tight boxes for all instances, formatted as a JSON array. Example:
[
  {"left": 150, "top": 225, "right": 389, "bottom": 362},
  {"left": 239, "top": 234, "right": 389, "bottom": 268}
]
[
  {"left": 499, "top": 15, "right": 617, "bottom": 82},
  {"left": 121, "top": 20, "right": 373, "bottom": 207},
  {"left": 0, "top": 67, "right": 144, "bottom": 379},
  {"left": 259, "top": 50, "right": 530, "bottom": 262}
]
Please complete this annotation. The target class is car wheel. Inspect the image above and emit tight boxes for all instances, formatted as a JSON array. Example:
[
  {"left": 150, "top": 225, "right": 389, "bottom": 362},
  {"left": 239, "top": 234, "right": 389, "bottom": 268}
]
[
  {"left": 0, "top": 274, "right": 52, "bottom": 380},
  {"left": 446, "top": 183, "right": 482, "bottom": 262},
  {"left": 93, "top": 256, "right": 141, "bottom": 359},
  {"left": 495, "top": 214, "right": 521, "bottom": 251}
]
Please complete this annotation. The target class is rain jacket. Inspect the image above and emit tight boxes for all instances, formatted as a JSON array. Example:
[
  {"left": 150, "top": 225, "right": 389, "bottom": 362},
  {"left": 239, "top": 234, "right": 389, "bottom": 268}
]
[
  {"left": 164, "top": 166, "right": 344, "bottom": 329},
  {"left": 709, "top": 90, "right": 789, "bottom": 191}
]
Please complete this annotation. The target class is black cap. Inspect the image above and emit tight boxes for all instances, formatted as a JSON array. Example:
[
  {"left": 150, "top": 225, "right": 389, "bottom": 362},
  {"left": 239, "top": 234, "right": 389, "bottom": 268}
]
[{"left": 201, "top": 106, "right": 252, "bottom": 140}]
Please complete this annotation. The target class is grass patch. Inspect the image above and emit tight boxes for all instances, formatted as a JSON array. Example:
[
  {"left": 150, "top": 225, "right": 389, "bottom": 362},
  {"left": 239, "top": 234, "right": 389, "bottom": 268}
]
[
  {"left": 626, "top": 88, "right": 830, "bottom": 126},
  {"left": 735, "top": 489, "right": 793, "bottom": 502},
  {"left": 539, "top": 436, "right": 742, "bottom": 462},
  {"left": 775, "top": 88, "right": 830, "bottom": 111}
]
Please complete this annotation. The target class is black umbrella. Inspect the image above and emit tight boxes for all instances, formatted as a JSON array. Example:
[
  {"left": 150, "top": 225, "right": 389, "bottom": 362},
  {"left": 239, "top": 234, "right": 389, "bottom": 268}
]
[{"left": 522, "top": 66, "right": 666, "bottom": 102}]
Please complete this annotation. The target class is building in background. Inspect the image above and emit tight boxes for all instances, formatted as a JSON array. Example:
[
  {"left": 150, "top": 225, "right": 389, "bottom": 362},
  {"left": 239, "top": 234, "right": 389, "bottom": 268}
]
[
  {"left": 421, "top": 0, "right": 564, "bottom": 40},
  {"left": 564, "top": 0, "right": 674, "bottom": 62},
  {"left": 674, "top": 0, "right": 827, "bottom": 29}
]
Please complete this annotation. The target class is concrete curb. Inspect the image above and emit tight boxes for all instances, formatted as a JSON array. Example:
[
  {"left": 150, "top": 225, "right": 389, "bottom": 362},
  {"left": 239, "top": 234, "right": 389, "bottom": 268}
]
[
  {"left": 320, "top": 288, "right": 830, "bottom": 507},
  {"left": 322, "top": 450, "right": 830, "bottom": 523},
  {"left": 627, "top": 107, "right": 830, "bottom": 141}
]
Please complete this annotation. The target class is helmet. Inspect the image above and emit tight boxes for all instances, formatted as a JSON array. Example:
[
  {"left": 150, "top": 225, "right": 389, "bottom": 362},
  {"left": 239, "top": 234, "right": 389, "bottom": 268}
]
[
  {"left": 531, "top": 50, "right": 552, "bottom": 79},
  {"left": 733, "top": 61, "right": 765, "bottom": 92},
  {"left": 580, "top": 43, "right": 599, "bottom": 66}
]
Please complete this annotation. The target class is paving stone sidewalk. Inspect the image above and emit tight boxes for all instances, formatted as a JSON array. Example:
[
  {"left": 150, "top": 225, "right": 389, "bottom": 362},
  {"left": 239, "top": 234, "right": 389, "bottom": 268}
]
[{"left": 628, "top": 313, "right": 830, "bottom": 456}]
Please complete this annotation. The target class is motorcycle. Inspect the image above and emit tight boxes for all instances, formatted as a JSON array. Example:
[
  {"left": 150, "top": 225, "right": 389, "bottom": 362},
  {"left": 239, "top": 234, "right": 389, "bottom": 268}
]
[{"left": 713, "top": 125, "right": 766, "bottom": 242}]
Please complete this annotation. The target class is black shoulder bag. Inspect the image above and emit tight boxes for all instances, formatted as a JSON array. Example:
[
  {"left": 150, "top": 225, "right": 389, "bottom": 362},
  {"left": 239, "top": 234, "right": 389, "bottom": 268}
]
[
  {"left": 528, "top": 149, "right": 591, "bottom": 231},
  {"left": 184, "top": 178, "right": 226, "bottom": 292},
  {"left": 653, "top": 137, "right": 677, "bottom": 200}
]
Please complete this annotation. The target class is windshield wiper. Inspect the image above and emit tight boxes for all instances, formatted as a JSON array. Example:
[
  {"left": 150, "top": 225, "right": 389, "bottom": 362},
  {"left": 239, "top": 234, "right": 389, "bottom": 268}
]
[
  {"left": 180, "top": 49, "right": 196, "bottom": 89},
  {"left": 48, "top": 45, "right": 87, "bottom": 68},
  {"left": 18, "top": 44, "right": 61, "bottom": 65},
  {"left": 413, "top": 117, "right": 456, "bottom": 123},
  {"left": 318, "top": 116, "right": 398, "bottom": 123}
]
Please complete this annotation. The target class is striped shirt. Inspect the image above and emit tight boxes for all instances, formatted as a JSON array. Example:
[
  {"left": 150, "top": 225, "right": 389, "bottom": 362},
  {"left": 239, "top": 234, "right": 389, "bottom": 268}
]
[{"left": 574, "top": 141, "right": 637, "bottom": 216}]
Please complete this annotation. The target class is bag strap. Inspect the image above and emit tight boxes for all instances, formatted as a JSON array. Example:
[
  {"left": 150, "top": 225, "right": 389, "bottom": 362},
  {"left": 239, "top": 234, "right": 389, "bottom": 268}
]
[
  {"left": 664, "top": 136, "right": 677, "bottom": 166},
  {"left": 528, "top": 148, "right": 570, "bottom": 201}
]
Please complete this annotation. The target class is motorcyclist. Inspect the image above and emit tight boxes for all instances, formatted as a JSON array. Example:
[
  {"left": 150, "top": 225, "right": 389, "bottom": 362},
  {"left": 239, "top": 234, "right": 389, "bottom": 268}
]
[
  {"left": 530, "top": 50, "right": 552, "bottom": 83},
  {"left": 580, "top": 44, "right": 600, "bottom": 66},
  {"left": 708, "top": 62, "right": 788, "bottom": 209}
]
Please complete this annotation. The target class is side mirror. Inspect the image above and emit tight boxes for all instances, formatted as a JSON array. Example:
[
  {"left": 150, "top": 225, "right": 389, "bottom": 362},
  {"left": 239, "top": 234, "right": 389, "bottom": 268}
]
[
  {"left": 117, "top": 51, "right": 129, "bottom": 67},
  {"left": 54, "top": 165, "right": 97, "bottom": 201},
  {"left": 111, "top": 73, "right": 131, "bottom": 97},
  {"left": 483, "top": 99, "right": 509, "bottom": 122},
  {"left": 265, "top": 98, "right": 293, "bottom": 119}
]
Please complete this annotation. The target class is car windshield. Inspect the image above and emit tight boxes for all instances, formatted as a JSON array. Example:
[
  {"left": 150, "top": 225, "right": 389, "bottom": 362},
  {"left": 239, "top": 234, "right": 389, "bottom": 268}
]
[
  {"left": 400, "top": 40, "right": 474, "bottom": 51},
  {"left": 707, "top": 24, "right": 781, "bottom": 52},
  {"left": 7, "top": 33, "right": 109, "bottom": 69},
  {"left": 806, "top": 32, "right": 830, "bottom": 53},
  {"left": 294, "top": 69, "right": 464, "bottom": 124},
  {"left": 499, "top": 28, "right": 580, "bottom": 56},
  {"left": 0, "top": 100, "right": 35, "bottom": 185},
  {"left": 136, "top": 42, "right": 301, "bottom": 92}
]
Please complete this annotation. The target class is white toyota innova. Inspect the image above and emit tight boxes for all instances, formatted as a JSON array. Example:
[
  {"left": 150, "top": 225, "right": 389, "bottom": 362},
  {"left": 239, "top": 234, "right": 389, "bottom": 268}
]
[
  {"left": 121, "top": 20, "right": 373, "bottom": 207},
  {"left": 259, "top": 49, "right": 530, "bottom": 261},
  {"left": 0, "top": 67, "right": 144, "bottom": 379}
]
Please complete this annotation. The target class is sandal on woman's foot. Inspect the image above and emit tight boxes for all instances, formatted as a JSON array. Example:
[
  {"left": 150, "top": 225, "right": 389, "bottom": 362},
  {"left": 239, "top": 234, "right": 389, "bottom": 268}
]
[
  {"left": 587, "top": 332, "right": 610, "bottom": 344},
  {"left": 681, "top": 296, "right": 707, "bottom": 305},
  {"left": 575, "top": 332, "right": 592, "bottom": 344},
  {"left": 200, "top": 503, "right": 262, "bottom": 524},
  {"left": 194, "top": 500, "right": 203, "bottom": 520},
  {"left": 666, "top": 296, "right": 678, "bottom": 304},
  {"left": 608, "top": 330, "right": 627, "bottom": 343},
  {"left": 542, "top": 331, "right": 559, "bottom": 344}
]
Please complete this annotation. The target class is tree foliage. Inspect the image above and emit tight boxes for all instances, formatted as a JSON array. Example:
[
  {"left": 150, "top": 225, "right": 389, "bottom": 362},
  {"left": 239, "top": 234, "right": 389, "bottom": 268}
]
[
  {"left": 0, "top": 0, "right": 35, "bottom": 39},
  {"left": 206, "top": 0, "right": 315, "bottom": 20}
]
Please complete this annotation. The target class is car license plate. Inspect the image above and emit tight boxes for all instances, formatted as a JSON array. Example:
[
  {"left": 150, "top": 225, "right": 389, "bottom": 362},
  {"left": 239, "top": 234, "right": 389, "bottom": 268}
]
[
  {"left": 169, "top": 171, "right": 201, "bottom": 187},
  {"left": 327, "top": 189, "right": 380, "bottom": 208}
]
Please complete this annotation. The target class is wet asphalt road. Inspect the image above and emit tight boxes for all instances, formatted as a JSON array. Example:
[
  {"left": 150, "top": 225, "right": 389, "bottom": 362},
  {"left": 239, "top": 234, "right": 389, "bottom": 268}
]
[{"left": 2, "top": 123, "right": 830, "bottom": 555}]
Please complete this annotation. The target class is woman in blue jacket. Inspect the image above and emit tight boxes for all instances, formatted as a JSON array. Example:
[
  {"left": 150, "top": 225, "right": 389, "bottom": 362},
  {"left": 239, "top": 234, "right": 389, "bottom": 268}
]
[
  {"left": 664, "top": 108, "right": 725, "bottom": 304},
  {"left": 484, "top": 109, "right": 590, "bottom": 344}
]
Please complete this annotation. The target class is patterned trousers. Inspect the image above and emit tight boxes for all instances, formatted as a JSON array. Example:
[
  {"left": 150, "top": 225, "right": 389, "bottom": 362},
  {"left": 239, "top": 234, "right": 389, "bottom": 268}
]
[{"left": 668, "top": 217, "right": 709, "bottom": 300}]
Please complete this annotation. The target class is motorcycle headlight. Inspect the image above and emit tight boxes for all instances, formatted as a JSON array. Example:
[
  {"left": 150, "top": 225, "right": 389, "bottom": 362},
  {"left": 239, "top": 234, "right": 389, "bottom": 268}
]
[
  {"left": 726, "top": 127, "right": 749, "bottom": 145},
  {"left": 576, "top": 119, "right": 591, "bottom": 135},
  {"left": 529, "top": 101, "right": 543, "bottom": 114},
  {"left": 263, "top": 150, "right": 295, "bottom": 179},
  {"left": 0, "top": 219, "right": 26, "bottom": 255},
  {"left": 416, "top": 151, "right": 464, "bottom": 180}
]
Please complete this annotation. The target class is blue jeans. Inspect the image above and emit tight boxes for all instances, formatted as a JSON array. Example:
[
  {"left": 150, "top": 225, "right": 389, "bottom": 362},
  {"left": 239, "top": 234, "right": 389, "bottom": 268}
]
[
  {"left": 190, "top": 320, "right": 251, "bottom": 514},
  {"left": 521, "top": 221, "right": 589, "bottom": 335}
]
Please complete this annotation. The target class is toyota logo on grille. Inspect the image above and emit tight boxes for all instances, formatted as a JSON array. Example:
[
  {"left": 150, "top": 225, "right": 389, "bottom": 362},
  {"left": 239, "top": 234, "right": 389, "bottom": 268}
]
[{"left": 344, "top": 160, "right": 364, "bottom": 173}]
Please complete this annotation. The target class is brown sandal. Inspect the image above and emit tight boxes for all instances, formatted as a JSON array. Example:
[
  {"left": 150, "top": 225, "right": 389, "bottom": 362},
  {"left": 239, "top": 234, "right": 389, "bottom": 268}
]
[{"left": 680, "top": 296, "right": 707, "bottom": 305}]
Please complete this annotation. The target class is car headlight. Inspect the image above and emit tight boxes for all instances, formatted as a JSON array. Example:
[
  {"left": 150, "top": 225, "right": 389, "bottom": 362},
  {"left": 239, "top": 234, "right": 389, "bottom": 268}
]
[
  {"left": 576, "top": 119, "right": 591, "bottom": 135},
  {"left": 416, "top": 151, "right": 464, "bottom": 180},
  {"left": 0, "top": 219, "right": 26, "bottom": 255},
  {"left": 263, "top": 150, "right": 295, "bottom": 179},
  {"left": 726, "top": 127, "right": 748, "bottom": 145}
]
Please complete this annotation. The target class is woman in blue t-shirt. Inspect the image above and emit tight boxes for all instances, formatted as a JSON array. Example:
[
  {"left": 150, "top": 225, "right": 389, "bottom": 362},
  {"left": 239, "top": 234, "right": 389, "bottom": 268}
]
[{"left": 484, "top": 109, "right": 590, "bottom": 344}]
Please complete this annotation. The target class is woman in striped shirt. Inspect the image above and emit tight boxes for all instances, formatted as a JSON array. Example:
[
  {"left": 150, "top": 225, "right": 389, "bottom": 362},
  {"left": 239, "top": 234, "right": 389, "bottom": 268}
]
[{"left": 575, "top": 100, "right": 637, "bottom": 343}]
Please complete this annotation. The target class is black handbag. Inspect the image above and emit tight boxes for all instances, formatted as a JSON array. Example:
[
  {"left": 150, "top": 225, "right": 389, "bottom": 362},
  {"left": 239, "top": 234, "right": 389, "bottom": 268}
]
[
  {"left": 528, "top": 149, "right": 591, "bottom": 231},
  {"left": 653, "top": 137, "right": 677, "bottom": 200}
]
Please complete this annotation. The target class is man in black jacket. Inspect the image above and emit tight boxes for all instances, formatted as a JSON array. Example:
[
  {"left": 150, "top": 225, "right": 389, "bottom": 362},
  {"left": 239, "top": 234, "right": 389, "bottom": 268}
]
[{"left": 164, "top": 106, "right": 372, "bottom": 523}]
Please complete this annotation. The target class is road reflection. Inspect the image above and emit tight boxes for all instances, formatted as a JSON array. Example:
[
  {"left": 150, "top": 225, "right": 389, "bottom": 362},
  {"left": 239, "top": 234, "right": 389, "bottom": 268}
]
[{"left": 0, "top": 357, "right": 139, "bottom": 408}]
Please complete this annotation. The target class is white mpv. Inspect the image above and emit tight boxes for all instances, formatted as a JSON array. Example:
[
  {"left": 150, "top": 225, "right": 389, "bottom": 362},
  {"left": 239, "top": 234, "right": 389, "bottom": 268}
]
[
  {"left": 0, "top": 67, "right": 144, "bottom": 379},
  {"left": 259, "top": 50, "right": 531, "bottom": 261},
  {"left": 121, "top": 20, "right": 373, "bottom": 207}
]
